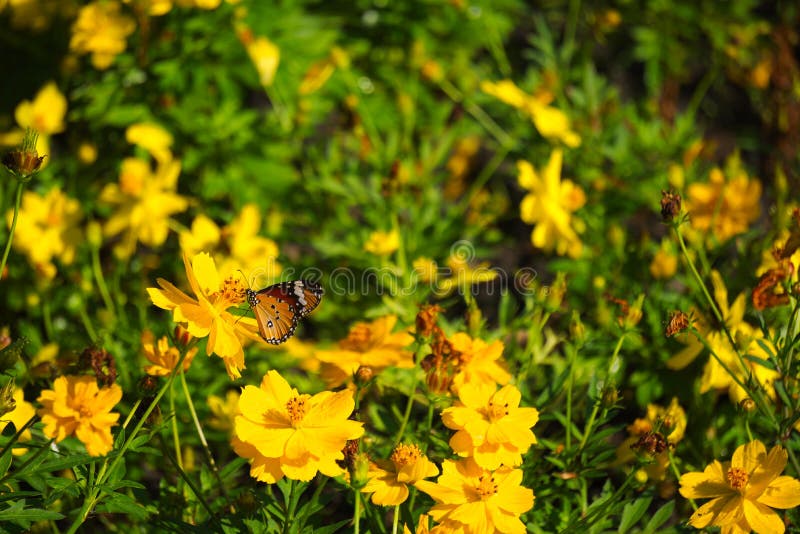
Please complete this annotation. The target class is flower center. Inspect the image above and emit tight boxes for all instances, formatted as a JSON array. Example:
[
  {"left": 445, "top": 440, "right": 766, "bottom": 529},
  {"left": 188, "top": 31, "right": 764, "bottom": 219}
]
[
  {"left": 727, "top": 467, "right": 749, "bottom": 490},
  {"left": 476, "top": 474, "right": 498, "bottom": 500},
  {"left": 390, "top": 444, "right": 422, "bottom": 468},
  {"left": 285, "top": 394, "right": 310, "bottom": 426},
  {"left": 120, "top": 170, "right": 144, "bottom": 196},
  {"left": 340, "top": 323, "right": 373, "bottom": 351},
  {"left": 79, "top": 405, "right": 93, "bottom": 418},
  {"left": 216, "top": 278, "right": 247, "bottom": 306},
  {"left": 486, "top": 400, "right": 509, "bottom": 422}
]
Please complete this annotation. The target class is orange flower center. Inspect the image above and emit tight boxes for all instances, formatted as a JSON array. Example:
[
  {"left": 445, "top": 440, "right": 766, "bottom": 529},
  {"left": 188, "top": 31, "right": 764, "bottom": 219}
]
[
  {"left": 390, "top": 444, "right": 422, "bottom": 468},
  {"left": 476, "top": 474, "right": 498, "bottom": 500},
  {"left": 216, "top": 278, "right": 246, "bottom": 306},
  {"left": 79, "top": 405, "right": 93, "bottom": 418},
  {"left": 340, "top": 323, "right": 373, "bottom": 351},
  {"left": 120, "top": 171, "right": 144, "bottom": 196},
  {"left": 486, "top": 400, "right": 509, "bottom": 421},
  {"left": 727, "top": 467, "right": 749, "bottom": 490},
  {"left": 285, "top": 394, "right": 310, "bottom": 426}
]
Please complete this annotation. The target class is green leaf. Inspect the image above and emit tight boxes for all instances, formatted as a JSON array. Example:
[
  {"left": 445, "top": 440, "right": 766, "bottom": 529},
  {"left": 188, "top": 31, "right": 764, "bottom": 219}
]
[
  {"left": 643, "top": 500, "right": 675, "bottom": 534},
  {"left": 96, "top": 492, "right": 152, "bottom": 520},
  {"left": 618, "top": 495, "right": 652, "bottom": 533}
]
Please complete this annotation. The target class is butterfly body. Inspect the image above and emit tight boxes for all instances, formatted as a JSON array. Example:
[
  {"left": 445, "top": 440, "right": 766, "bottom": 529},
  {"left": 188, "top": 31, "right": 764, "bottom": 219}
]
[{"left": 246, "top": 280, "right": 323, "bottom": 344}]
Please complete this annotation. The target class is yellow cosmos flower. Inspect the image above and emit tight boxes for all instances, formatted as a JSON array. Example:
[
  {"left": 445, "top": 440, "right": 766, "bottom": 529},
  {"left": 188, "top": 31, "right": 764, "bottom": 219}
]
[
  {"left": 100, "top": 155, "right": 188, "bottom": 258},
  {"left": 122, "top": 0, "right": 172, "bottom": 16},
  {"left": 518, "top": 150, "right": 586, "bottom": 258},
  {"left": 667, "top": 271, "right": 778, "bottom": 401},
  {"left": 449, "top": 332, "right": 511, "bottom": 392},
  {"left": 650, "top": 240, "right": 678, "bottom": 279},
  {"left": 299, "top": 46, "right": 348, "bottom": 95},
  {"left": 206, "top": 390, "right": 240, "bottom": 434},
  {"left": 233, "top": 370, "right": 365, "bottom": 483},
  {"left": 314, "top": 315, "right": 414, "bottom": 387},
  {"left": 14, "top": 81, "right": 66, "bottom": 136},
  {"left": 679, "top": 440, "right": 800, "bottom": 534},
  {"left": 437, "top": 252, "right": 498, "bottom": 296},
  {"left": 147, "top": 252, "right": 262, "bottom": 379},
  {"left": 179, "top": 204, "right": 282, "bottom": 281},
  {"left": 141, "top": 330, "right": 196, "bottom": 376},
  {"left": 7, "top": 187, "right": 83, "bottom": 279},
  {"left": 403, "top": 514, "right": 431, "bottom": 534},
  {"left": 362, "top": 443, "right": 439, "bottom": 506},
  {"left": 364, "top": 229, "right": 400, "bottom": 256},
  {"left": 442, "top": 383, "right": 538, "bottom": 470},
  {"left": 37, "top": 376, "right": 122, "bottom": 456},
  {"left": 412, "top": 256, "right": 438, "bottom": 283},
  {"left": 0, "top": 387, "right": 36, "bottom": 455},
  {"left": 686, "top": 166, "right": 761, "bottom": 242},
  {"left": 126, "top": 122, "right": 173, "bottom": 163},
  {"left": 481, "top": 79, "right": 581, "bottom": 147},
  {"left": 614, "top": 398, "right": 687, "bottom": 483},
  {"left": 416, "top": 458, "right": 534, "bottom": 534},
  {"left": 242, "top": 34, "right": 280, "bottom": 87},
  {"left": 70, "top": 1, "right": 135, "bottom": 70}
]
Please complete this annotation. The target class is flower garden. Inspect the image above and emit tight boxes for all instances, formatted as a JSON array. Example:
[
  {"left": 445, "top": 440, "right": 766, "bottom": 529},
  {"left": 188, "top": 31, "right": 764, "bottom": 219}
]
[{"left": 1, "top": 1, "right": 800, "bottom": 533}]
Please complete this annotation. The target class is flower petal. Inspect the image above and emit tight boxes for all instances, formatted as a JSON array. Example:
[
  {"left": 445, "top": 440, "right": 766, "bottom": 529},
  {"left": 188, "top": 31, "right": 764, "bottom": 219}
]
[
  {"left": 742, "top": 498, "right": 785, "bottom": 534},
  {"left": 758, "top": 476, "right": 800, "bottom": 509}
]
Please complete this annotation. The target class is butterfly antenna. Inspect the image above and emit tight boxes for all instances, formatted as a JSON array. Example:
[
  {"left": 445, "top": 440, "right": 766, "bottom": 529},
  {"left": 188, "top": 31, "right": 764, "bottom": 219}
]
[{"left": 237, "top": 269, "right": 251, "bottom": 289}]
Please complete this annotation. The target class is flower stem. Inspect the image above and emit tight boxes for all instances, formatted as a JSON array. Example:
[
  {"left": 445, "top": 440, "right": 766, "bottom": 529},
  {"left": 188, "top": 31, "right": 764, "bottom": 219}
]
[
  {"left": 91, "top": 244, "right": 115, "bottom": 319},
  {"left": 178, "top": 368, "right": 234, "bottom": 512},
  {"left": 0, "top": 182, "right": 24, "bottom": 278},
  {"left": 169, "top": 377, "right": 184, "bottom": 472},
  {"left": 392, "top": 504, "right": 400, "bottom": 534}
]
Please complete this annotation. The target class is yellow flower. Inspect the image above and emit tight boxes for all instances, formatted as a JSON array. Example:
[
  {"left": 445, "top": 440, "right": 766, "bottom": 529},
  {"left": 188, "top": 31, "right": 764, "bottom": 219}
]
[
  {"left": 4, "top": 0, "right": 65, "bottom": 31},
  {"left": 442, "top": 383, "right": 538, "bottom": 470},
  {"left": 0, "top": 387, "right": 36, "bottom": 455},
  {"left": 122, "top": 0, "right": 172, "bottom": 16},
  {"left": 667, "top": 271, "right": 778, "bottom": 401},
  {"left": 449, "top": 332, "right": 511, "bottom": 392},
  {"left": 70, "top": 1, "right": 135, "bottom": 70},
  {"left": 679, "top": 440, "right": 800, "bottom": 534},
  {"left": 518, "top": 150, "right": 586, "bottom": 258},
  {"left": 141, "top": 330, "right": 196, "bottom": 376},
  {"left": 126, "top": 122, "right": 173, "bottom": 163},
  {"left": 37, "top": 376, "right": 122, "bottom": 456},
  {"left": 403, "top": 514, "right": 431, "bottom": 534},
  {"left": 416, "top": 458, "right": 534, "bottom": 534},
  {"left": 362, "top": 443, "right": 439, "bottom": 506},
  {"left": 650, "top": 240, "right": 678, "bottom": 279},
  {"left": 78, "top": 142, "right": 98, "bottom": 164},
  {"left": 7, "top": 187, "right": 83, "bottom": 279},
  {"left": 179, "top": 204, "right": 282, "bottom": 281},
  {"left": 206, "top": 390, "right": 240, "bottom": 434},
  {"left": 14, "top": 81, "right": 67, "bottom": 136},
  {"left": 364, "top": 229, "right": 400, "bottom": 256},
  {"left": 482, "top": 79, "right": 581, "bottom": 147},
  {"left": 314, "top": 315, "right": 414, "bottom": 387},
  {"left": 243, "top": 34, "right": 280, "bottom": 87},
  {"left": 437, "top": 252, "right": 497, "bottom": 295},
  {"left": 686, "top": 166, "right": 761, "bottom": 242},
  {"left": 412, "top": 256, "right": 438, "bottom": 283},
  {"left": 147, "top": 252, "right": 262, "bottom": 379},
  {"left": 233, "top": 370, "right": 365, "bottom": 482},
  {"left": 100, "top": 155, "right": 188, "bottom": 258},
  {"left": 615, "top": 398, "right": 686, "bottom": 482}
]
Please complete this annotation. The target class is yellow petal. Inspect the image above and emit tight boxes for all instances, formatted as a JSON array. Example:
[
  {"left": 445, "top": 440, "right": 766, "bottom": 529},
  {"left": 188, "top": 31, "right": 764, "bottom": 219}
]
[
  {"left": 742, "top": 498, "right": 785, "bottom": 534},
  {"left": 758, "top": 476, "right": 800, "bottom": 509}
]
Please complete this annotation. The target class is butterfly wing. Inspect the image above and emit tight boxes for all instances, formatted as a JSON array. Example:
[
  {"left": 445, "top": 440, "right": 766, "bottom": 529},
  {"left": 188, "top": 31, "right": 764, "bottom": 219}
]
[{"left": 246, "top": 280, "right": 323, "bottom": 344}]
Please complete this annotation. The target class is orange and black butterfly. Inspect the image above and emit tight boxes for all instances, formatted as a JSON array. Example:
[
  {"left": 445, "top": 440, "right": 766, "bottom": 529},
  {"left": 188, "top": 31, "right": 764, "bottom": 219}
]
[{"left": 245, "top": 280, "right": 323, "bottom": 345}]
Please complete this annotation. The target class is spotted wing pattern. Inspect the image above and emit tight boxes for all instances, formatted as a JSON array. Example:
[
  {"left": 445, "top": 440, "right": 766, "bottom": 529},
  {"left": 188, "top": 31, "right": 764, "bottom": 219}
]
[{"left": 246, "top": 280, "right": 323, "bottom": 345}]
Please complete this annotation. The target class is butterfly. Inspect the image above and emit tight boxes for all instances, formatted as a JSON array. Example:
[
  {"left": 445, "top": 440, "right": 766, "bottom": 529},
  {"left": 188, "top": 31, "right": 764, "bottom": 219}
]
[{"left": 245, "top": 280, "right": 323, "bottom": 345}]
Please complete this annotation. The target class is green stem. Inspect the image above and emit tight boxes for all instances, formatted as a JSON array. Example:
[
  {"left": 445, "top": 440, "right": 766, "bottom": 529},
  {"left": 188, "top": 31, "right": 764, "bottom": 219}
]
[
  {"left": 667, "top": 449, "right": 696, "bottom": 511},
  {"left": 0, "top": 182, "right": 24, "bottom": 278},
  {"left": 91, "top": 244, "right": 115, "bottom": 319},
  {"left": 560, "top": 467, "right": 636, "bottom": 533},
  {"left": 353, "top": 486, "right": 361, "bottom": 534},
  {"left": 393, "top": 371, "right": 420, "bottom": 445},
  {"left": 179, "top": 368, "right": 233, "bottom": 511},
  {"left": 64, "top": 347, "right": 192, "bottom": 534},
  {"left": 282, "top": 479, "right": 297, "bottom": 534},
  {"left": 456, "top": 144, "right": 510, "bottom": 216},
  {"left": 565, "top": 345, "right": 575, "bottom": 450},
  {"left": 392, "top": 504, "right": 400, "bottom": 534},
  {"left": 76, "top": 298, "right": 98, "bottom": 342},
  {"left": 438, "top": 79, "right": 514, "bottom": 149},
  {"left": 169, "top": 377, "right": 184, "bottom": 472}
]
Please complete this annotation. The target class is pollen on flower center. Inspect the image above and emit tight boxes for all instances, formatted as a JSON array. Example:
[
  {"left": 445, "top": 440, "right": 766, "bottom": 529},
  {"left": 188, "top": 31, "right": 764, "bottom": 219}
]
[
  {"left": 390, "top": 443, "right": 422, "bottom": 468},
  {"left": 285, "top": 394, "right": 310, "bottom": 426},
  {"left": 341, "top": 323, "right": 374, "bottom": 351},
  {"left": 217, "top": 277, "right": 247, "bottom": 305},
  {"left": 727, "top": 467, "right": 749, "bottom": 490},
  {"left": 78, "top": 405, "right": 93, "bottom": 418},
  {"left": 486, "top": 400, "right": 509, "bottom": 421},
  {"left": 476, "top": 474, "right": 498, "bottom": 500},
  {"left": 120, "top": 171, "right": 144, "bottom": 196}
]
